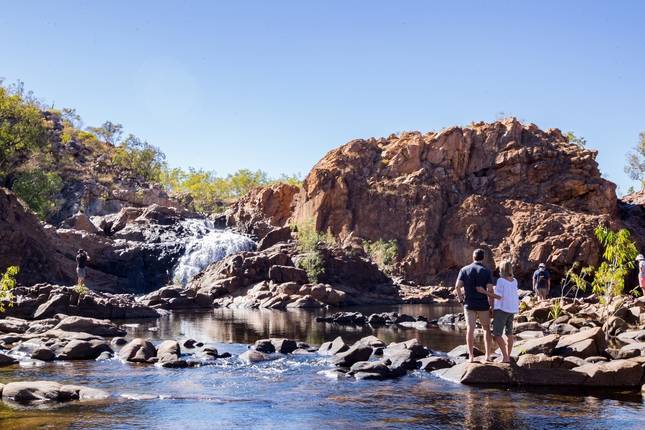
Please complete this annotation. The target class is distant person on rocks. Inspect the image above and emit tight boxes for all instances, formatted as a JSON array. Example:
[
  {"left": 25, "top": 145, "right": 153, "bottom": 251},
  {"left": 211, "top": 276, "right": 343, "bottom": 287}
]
[
  {"left": 76, "top": 249, "right": 90, "bottom": 286},
  {"left": 532, "top": 263, "right": 550, "bottom": 300},
  {"left": 492, "top": 259, "right": 519, "bottom": 363},
  {"left": 637, "top": 254, "right": 645, "bottom": 297},
  {"left": 455, "top": 249, "right": 502, "bottom": 363}
]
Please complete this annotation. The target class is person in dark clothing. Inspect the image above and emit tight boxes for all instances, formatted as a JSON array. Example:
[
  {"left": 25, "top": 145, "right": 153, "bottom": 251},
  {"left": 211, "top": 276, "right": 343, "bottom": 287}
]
[
  {"left": 455, "top": 249, "right": 502, "bottom": 362},
  {"left": 76, "top": 249, "right": 90, "bottom": 286},
  {"left": 532, "top": 263, "right": 551, "bottom": 300}
]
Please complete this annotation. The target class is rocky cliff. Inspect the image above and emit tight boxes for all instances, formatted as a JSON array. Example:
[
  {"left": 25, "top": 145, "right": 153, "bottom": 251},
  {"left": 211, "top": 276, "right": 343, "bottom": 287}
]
[{"left": 228, "top": 119, "right": 624, "bottom": 284}]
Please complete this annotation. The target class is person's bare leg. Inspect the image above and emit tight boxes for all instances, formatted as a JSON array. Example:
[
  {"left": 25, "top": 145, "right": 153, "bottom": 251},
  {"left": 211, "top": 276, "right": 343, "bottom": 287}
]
[
  {"left": 483, "top": 328, "right": 493, "bottom": 361},
  {"left": 493, "top": 335, "right": 508, "bottom": 362},
  {"left": 466, "top": 325, "right": 476, "bottom": 363},
  {"left": 506, "top": 335, "right": 514, "bottom": 360}
]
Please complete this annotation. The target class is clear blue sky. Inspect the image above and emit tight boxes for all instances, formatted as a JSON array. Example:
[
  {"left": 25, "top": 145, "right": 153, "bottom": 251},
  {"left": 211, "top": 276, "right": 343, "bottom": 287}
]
[{"left": 1, "top": 1, "right": 644, "bottom": 193}]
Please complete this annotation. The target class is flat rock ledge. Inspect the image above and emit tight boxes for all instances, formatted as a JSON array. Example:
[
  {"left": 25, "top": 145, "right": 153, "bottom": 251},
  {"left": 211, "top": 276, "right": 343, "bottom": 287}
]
[{"left": 0, "top": 381, "right": 109, "bottom": 404}]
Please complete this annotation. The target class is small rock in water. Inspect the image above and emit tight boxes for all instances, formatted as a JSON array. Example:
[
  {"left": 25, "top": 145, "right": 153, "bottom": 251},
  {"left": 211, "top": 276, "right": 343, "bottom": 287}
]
[{"left": 183, "top": 339, "right": 197, "bottom": 348}]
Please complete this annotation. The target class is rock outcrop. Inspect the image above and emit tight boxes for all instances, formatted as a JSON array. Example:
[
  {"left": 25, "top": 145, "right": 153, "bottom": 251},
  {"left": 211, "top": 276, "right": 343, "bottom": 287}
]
[{"left": 227, "top": 119, "right": 623, "bottom": 284}]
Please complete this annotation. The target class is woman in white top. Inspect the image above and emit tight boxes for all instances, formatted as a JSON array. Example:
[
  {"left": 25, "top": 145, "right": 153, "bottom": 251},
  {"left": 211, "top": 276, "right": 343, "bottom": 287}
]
[
  {"left": 637, "top": 254, "right": 645, "bottom": 298},
  {"left": 492, "top": 259, "right": 519, "bottom": 363}
]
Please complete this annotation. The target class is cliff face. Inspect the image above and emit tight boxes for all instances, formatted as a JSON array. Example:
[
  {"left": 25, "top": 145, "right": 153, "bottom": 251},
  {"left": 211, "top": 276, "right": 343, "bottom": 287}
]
[{"left": 230, "top": 119, "right": 621, "bottom": 284}]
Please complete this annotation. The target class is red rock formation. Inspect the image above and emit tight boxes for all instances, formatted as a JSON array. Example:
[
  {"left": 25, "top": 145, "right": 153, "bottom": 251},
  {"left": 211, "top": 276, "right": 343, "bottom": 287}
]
[{"left": 232, "top": 119, "right": 620, "bottom": 284}]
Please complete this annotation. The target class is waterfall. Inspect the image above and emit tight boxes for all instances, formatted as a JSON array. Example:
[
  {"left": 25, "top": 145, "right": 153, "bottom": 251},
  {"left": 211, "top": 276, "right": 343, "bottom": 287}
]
[{"left": 173, "top": 218, "right": 256, "bottom": 286}]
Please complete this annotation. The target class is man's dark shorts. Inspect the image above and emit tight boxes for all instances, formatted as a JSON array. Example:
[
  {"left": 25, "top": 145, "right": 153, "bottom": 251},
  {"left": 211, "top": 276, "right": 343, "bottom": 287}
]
[{"left": 492, "top": 309, "right": 514, "bottom": 337}]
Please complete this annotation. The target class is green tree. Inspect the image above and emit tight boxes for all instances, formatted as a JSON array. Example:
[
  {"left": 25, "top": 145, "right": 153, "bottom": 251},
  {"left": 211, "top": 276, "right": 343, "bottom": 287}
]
[
  {"left": 565, "top": 131, "right": 587, "bottom": 148},
  {"left": 592, "top": 225, "right": 639, "bottom": 305},
  {"left": 0, "top": 84, "right": 49, "bottom": 185},
  {"left": 12, "top": 170, "right": 63, "bottom": 219},
  {"left": 112, "top": 134, "right": 166, "bottom": 182},
  {"left": 0, "top": 266, "right": 19, "bottom": 313},
  {"left": 290, "top": 219, "right": 335, "bottom": 283},
  {"left": 625, "top": 131, "right": 645, "bottom": 190},
  {"left": 87, "top": 120, "right": 123, "bottom": 145},
  {"left": 226, "top": 169, "right": 269, "bottom": 198}
]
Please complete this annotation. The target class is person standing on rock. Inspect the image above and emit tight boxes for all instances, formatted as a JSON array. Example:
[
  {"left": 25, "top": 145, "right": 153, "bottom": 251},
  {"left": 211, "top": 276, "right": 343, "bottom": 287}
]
[
  {"left": 637, "top": 254, "right": 645, "bottom": 297},
  {"left": 455, "top": 249, "right": 501, "bottom": 362},
  {"left": 532, "top": 263, "right": 550, "bottom": 300},
  {"left": 492, "top": 259, "right": 519, "bottom": 363},
  {"left": 76, "top": 249, "right": 90, "bottom": 286}
]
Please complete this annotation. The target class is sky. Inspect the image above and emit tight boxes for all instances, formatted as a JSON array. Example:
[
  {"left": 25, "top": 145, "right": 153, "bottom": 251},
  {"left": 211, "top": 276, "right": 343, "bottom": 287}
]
[{"left": 1, "top": 1, "right": 644, "bottom": 193}]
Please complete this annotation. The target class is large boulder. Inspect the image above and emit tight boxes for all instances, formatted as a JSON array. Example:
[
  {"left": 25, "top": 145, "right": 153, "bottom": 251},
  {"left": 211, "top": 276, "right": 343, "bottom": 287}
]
[
  {"left": 435, "top": 361, "right": 513, "bottom": 385},
  {"left": 57, "top": 339, "right": 112, "bottom": 360},
  {"left": 0, "top": 381, "right": 108, "bottom": 403},
  {"left": 319, "top": 336, "right": 349, "bottom": 356},
  {"left": 554, "top": 327, "right": 607, "bottom": 359},
  {"left": 118, "top": 338, "right": 157, "bottom": 363},
  {"left": 573, "top": 359, "right": 644, "bottom": 387},
  {"left": 332, "top": 345, "right": 373, "bottom": 367},
  {"left": 157, "top": 340, "right": 187, "bottom": 368}
]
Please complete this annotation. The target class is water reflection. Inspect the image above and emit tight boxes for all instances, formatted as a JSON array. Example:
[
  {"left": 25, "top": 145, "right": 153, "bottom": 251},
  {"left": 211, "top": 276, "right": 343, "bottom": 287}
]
[{"left": 0, "top": 305, "right": 643, "bottom": 430}]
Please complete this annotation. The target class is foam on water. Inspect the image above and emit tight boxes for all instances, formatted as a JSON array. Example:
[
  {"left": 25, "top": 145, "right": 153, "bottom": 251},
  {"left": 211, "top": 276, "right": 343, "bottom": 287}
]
[{"left": 173, "top": 218, "right": 256, "bottom": 286}]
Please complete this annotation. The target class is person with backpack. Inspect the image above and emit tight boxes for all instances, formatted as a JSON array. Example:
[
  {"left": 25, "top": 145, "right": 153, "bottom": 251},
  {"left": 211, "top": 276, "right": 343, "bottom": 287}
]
[
  {"left": 637, "top": 254, "right": 645, "bottom": 297},
  {"left": 532, "top": 263, "right": 550, "bottom": 300},
  {"left": 76, "top": 249, "right": 90, "bottom": 287}
]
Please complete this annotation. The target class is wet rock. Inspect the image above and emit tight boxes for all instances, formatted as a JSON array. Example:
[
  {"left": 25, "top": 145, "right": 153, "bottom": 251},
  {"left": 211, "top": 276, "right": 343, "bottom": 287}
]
[
  {"left": 240, "top": 349, "right": 271, "bottom": 364},
  {"left": 386, "top": 349, "right": 420, "bottom": 372},
  {"left": 417, "top": 356, "right": 454, "bottom": 372},
  {"left": 0, "top": 352, "right": 18, "bottom": 367},
  {"left": 111, "top": 337, "right": 128, "bottom": 347},
  {"left": 31, "top": 347, "right": 55, "bottom": 362},
  {"left": 332, "top": 345, "right": 373, "bottom": 367},
  {"left": 354, "top": 335, "right": 386, "bottom": 349},
  {"left": 118, "top": 338, "right": 157, "bottom": 363},
  {"left": 270, "top": 338, "right": 298, "bottom": 354},
  {"left": 385, "top": 339, "right": 429, "bottom": 360},
  {"left": 349, "top": 360, "right": 393, "bottom": 380},
  {"left": 319, "top": 336, "right": 349, "bottom": 356},
  {"left": 435, "top": 361, "right": 513, "bottom": 385},
  {"left": 253, "top": 339, "right": 276, "bottom": 354},
  {"left": 183, "top": 339, "right": 197, "bottom": 348},
  {"left": 157, "top": 340, "right": 187, "bottom": 368},
  {"left": 96, "top": 351, "right": 113, "bottom": 360},
  {"left": 0, "top": 318, "right": 30, "bottom": 334}
]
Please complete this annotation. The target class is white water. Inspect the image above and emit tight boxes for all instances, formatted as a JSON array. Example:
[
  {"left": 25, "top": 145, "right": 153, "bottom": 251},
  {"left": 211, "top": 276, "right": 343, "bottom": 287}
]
[{"left": 173, "top": 218, "right": 256, "bottom": 286}]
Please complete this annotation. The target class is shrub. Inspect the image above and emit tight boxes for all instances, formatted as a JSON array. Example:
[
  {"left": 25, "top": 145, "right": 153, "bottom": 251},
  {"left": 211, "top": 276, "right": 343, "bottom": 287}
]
[
  {"left": 12, "top": 170, "right": 62, "bottom": 219},
  {"left": 0, "top": 266, "right": 19, "bottom": 313},
  {"left": 548, "top": 299, "right": 563, "bottom": 320},
  {"left": 112, "top": 134, "right": 166, "bottom": 182},
  {"left": 291, "top": 219, "right": 335, "bottom": 282},
  {"left": 592, "top": 225, "right": 639, "bottom": 300},
  {"left": 74, "top": 284, "right": 90, "bottom": 296},
  {"left": 363, "top": 239, "right": 398, "bottom": 273}
]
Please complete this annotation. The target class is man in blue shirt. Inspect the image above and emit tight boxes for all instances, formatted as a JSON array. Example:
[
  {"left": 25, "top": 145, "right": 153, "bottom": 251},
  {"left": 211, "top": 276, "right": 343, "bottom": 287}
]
[
  {"left": 455, "top": 249, "right": 500, "bottom": 362},
  {"left": 532, "top": 263, "right": 551, "bottom": 300}
]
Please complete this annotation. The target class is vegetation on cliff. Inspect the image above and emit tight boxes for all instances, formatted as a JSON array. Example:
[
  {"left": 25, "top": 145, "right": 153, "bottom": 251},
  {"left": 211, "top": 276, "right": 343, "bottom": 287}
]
[
  {"left": 0, "top": 265, "right": 18, "bottom": 312},
  {"left": 0, "top": 80, "right": 300, "bottom": 219}
]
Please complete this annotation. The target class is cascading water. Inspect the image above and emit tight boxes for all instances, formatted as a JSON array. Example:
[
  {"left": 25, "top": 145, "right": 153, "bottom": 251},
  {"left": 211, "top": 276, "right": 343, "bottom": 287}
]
[{"left": 172, "top": 218, "right": 256, "bottom": 286}]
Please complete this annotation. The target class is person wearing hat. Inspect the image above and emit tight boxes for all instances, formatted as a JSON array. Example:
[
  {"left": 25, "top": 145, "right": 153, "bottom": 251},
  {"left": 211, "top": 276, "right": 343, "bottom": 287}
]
[
  {"left": 76, "top": 249, "right": 90, "bottom": 287},
  {"left": 637, "top": 254, "right": 645, "bottom": 297},
  {"left": 532, "top": 263, "right": 550, "bottom": 300}
]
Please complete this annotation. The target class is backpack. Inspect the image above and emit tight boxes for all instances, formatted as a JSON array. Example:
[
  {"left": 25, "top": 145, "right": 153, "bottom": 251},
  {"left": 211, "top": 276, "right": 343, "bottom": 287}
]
[{"left": 536, "top": 269, "right": 548, "bottom": 289}]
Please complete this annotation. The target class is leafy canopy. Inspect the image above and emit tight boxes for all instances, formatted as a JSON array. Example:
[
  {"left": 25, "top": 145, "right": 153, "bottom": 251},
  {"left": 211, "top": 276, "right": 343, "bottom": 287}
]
[
  {"left": 0, "top": 266, "right": 19, "bottom": 313},
  {"left": 625, "top": 131, "right": 645, "bottom": 190}
]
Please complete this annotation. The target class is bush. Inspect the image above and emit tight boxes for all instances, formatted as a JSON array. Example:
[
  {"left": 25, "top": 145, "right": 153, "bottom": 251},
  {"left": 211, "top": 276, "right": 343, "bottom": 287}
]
[
  {"left": 363, "top": 239, "right": 398, "bottom": 273},
  {"left": 291, "top": 219, "right": 335, "bottom": 282},
  {"left": 0, "top": 266, "right": 19, "bottom": 313},
  {"left": 112, "top": 134, "right": 166, "bottom": 182},
  {"left": 0, "top": 83, "right": 48, "bottom": 181},
  {"left": 12, "top": 170, "right": 62, "bottom": 219},
  {"left": 592, "top": 225, "right": 639, "bottom": 300}
]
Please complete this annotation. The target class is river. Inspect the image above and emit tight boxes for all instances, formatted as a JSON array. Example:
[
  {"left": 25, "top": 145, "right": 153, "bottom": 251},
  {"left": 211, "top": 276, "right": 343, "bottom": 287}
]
[{"left": 1, "top": 304, "right": 643, "bottom": 430}]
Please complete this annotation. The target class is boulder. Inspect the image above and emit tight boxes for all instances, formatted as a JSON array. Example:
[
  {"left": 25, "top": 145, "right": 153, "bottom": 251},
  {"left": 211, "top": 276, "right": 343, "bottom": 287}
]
[
  {"left": 0, "top": 381, "right": 108, "bottom": 403},
  {"left": 332, "top": 345, "right": 373, "bottom": 368},
  {"left": 516, "top": 353, "right": 577, "bottom": 369},
  {"left": 270, "top": 338, "right": 298, "bottom": 354},
  {"left": 554, "top": 327, "right": 607, "bottom": 358},
  {"left": 448, "top": 344, "right": 483, "bottom": 358},
  {"left": 58, "top": 340, "right": 112, "bottom": 360},
  {"left": 602, "top": 316, "right": 628, "bottom": 337},
  {"left": 435, "top": 362, "right": 513, "bottom": 385},
  {"left": 239, "top": 349, "right": 271, "bottom": 364},
  {"left": 417, "top": 356, "right": 455, "bottom": 372},
  {"left": 53, "top": 316, "right": 126, "bottom": 337},
  {"left": 573, "top": 359, "right": 644, "bottom": 387},
  {"left": 512, "top": 334, "right": 559, "bottom": 357},
  {"left": 157, "top": 340, "right": 187, "bottom": 368},
  {"left": 118, "top": 338, "right": 157, "bottom": 363},
  {"left": 0, "top": 352, "right": 18, "bottom": 367},
  {"left": 253, "top": 339, "right": 276, "bottom": 354},
  {"left": 0, "top": 318, "right": 29, "bottom": 334},
  {"left": 258, "top": 227, "right": 293, "bottom": 251},
  {"left": 31, "top": 347, "right": 56, "bottom": 362},
  {"left": 349, "top": 360, "right": 394, "bottom": 380},
  {"left": 268, "top": 265, "right": 308, "bottom": 284},
  {"left": 319, "top": 336, "right": 349, "bottom": 356}
]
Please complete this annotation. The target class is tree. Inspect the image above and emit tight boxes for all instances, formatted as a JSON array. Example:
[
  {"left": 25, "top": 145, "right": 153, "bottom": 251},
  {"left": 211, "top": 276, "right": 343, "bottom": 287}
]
[
  {"left": 112, "top": 134, "right": 166, "bottom": 182},
  {"left": 226, "top": 169, "right": 269, "bottom": 198},
  {"left": 0, "top": 84, "right": 49, "bottom": 185},
  {"left": 625, "top": 131, "right": 645, "bottom": 190},
  {"left": 87, "top": 121, "right": 123, "bottom": 145},
  {"left": 12, "top": 170, "right": 63, "bottom": 219},
  {"left": 565, "top": 131, "right": 587, "bottom": 148},
  {"left": 592, "top": 225, "right": 639, "bottom": 308},
  {"left": 61, "top": 107, "right": 83, "bottom": 129}
]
